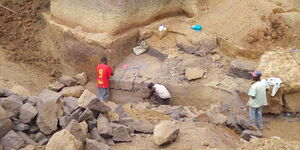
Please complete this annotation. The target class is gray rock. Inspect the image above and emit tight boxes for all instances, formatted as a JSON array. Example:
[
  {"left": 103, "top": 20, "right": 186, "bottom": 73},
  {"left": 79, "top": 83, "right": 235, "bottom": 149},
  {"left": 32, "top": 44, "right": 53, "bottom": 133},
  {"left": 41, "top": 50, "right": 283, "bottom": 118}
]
[
  {"left": 38, "top": 89, "right": 62, "bottom": 104},
  {"left": 59, "top": 116, "right": 72, "bottom": 129},
  {"left": 48, "top": 81, "right": 65, "bottom": 92},
  {"left": 36, "top": 101, "right": 63, "bottom": 135},
  {"left": 27, "top": 96, "right": 40, "bottom": 106},
  {"left": 19, "top": 103, "right": 38, "bottom": 123},
  {"left": 78, "top": 90, "right": 111, "bottom": 114},
  {"left": 79, "top": 108, "right": 94, "bottom": 122},
  {"left": 123, "top": 120, "right": 154, "bottom": 134},
  {"left": 153, "top": 121, "right": 180, "bottom": 145},
  {"left": 209, "top": 113, "right": 228, "bottom": 125},
  {"left": 38, "top": 138, "right": 49, "bottom": 146},
  {"left": 60, "top": 86, "right": 84, "bottom": 98},
  {"left": 106, "top": 138, "right": 115, "bottom": 146},
  {"left": 63, "top": 96, "right": 79, "bottom": 115},
  {"left": 14, "top": 123, "right": 30, "bottom": 131},
  {"left": 73, "top": 72, "right": 88, "bottom": 86},
  {"left": 34, "top": 132, "right": 48, "bottom": 144},
  {"left": 90, "top": 128, "right": 107, "bottom": 144},
  {"left": 185, "top": 67, "right": 207, "bottom": 81},
  {"left": 235, "top": 116, "right": 257, "bottom": 130},
  {"left": 87, "top": 118, "right": 98, "bottom": 131},
  {"left": 0, "top": 130, "right": 25, "bottom": 150},
  {"left": 85, "top": 138, "right": 110, "bottom": 150},
  {"left": 97, "top": 114, "right": 113, "bottom": 137},
  {"left": 0, "top": 106, "right": 14, "bottom": 138},
  {"left": 229, "top": 59, "right": 256, "bottom": 79},
  {"left": 112, "top": 126, "right": 132, "bottom": 142},
  {"left": 65, "top": 120, "right": 87, "bottom": 142},
  {"left": 59, "top": 75, "right": 77, "bottom": 86},
  {"left": 241, "top": 130, "right": 263, "bottom": 141},
  {"left": 28, "top": 125, "right": 39, "bottom": 133},
  {"left": 0, "top": 89, "right": 15, "bottom": 97},
  {"left": 110, "top": 123, "right": 134, "bottom": 134},
  {"left": 133, "top": 41, "right": 149, "bottom": 55},
  {"left": 70, "top": 108, "right": 83, "bottom": 121},
  {"left": 0, "top": 95, "right": 23, "bottom": 117},
  {"left": 16, "top": 131, "right": 38, "bottom": 146}
]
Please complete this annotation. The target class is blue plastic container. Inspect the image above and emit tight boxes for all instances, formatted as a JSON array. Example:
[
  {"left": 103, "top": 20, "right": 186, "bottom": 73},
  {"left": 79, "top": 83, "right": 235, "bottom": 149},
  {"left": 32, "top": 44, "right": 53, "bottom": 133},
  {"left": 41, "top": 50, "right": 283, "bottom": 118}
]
[{"left": 191, "top": 25, "right": 202, "bottom": 31}]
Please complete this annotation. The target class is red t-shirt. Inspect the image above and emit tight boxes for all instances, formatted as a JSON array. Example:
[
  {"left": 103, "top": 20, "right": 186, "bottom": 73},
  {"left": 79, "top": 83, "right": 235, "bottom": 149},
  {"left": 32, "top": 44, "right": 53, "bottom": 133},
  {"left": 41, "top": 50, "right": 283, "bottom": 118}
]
[{"left": 96, "top": 64, "right": 112, "bottom": 88}]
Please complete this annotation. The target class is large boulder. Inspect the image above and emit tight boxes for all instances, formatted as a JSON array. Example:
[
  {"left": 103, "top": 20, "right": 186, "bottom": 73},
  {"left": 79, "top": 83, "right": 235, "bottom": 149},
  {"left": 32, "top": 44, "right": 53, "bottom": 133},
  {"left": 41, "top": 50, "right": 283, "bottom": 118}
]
[
  {"left": 97, "top": 115, "right": 113, "bottom": 137},
  {"left": 36, "top": 101, "right": 63, "bottom": 135},
  {"left": 78, "top": 90, "right": 111, "bottom": 113},
  {"left": 263, "top": 85, "right": 284, "bottom": 114},
  {"left": 0, "top": 130, "right": 25, "bottom": 150},
  {"left": 65, "top": 120, "right": 87, "bottom": 142},
  {"left": 229, "top": 59, "right": 256, "bottom": 79},
  {"left": 85, "top": 138, "right": 110, "bottom": 150},
  {"left": 48, "top": 81, "right": 65, "bottom": 92},
  {"left": 19, "top": 103, "right": 38, "bottom": 123},
  {"left": 38, "top": 89, "right": 62, "bottom": 104},
  {"left": 153, "top": 121, "right": 180, "bottom": 145},
  {"left": 0, "top": 106, "right": 14, "bottom": 138},
  {"left": 90, "top": 128, "right": 107, "bottom": 144},
  {"left": 27, "top": 96, "right": 41, "bottom": 106},
  {"left": 112, "top": 126, "right": 132, "bottom": 142},
  {"left": 45, "top": 129, "right": 83, "bottom": 150},
  {"left": 285, "top": 92, "right": 300, "bottom": 113},
  {"left": 63, "top": 96, "right": 79, "bottom": 115},
  {"left": 73, "top": 72, "right": 88, "bottom": 86},
  {"left": 0, "top": 95, "right": 23, "bottom": 117},
  {"left": 78, "top": 108, "right": 94, "bottom": 122},
  {"left": 60, "top": 86, "right": 84, "bottom": 98},
  {"left": 16, "top": 131, "right": 38, "bottom": 146},
  {"left": 0, "top": 89, "right": 14, "bottom": 97},
  {"left": 59, "top": 75, "right": 77, "bottom": 86}
]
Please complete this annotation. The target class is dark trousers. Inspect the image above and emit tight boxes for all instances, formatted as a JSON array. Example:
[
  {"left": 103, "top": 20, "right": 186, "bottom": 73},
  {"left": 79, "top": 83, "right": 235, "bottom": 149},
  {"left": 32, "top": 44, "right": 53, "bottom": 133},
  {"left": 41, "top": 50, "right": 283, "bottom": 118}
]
[{"left": 154, "top": 94, "right": 170, "bottom": 105}]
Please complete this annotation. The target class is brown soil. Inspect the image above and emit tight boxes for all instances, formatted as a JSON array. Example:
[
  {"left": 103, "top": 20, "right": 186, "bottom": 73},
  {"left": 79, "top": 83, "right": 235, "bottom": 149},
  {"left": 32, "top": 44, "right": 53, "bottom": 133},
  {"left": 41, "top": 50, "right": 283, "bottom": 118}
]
[
  {"left": 238, "top": 138, "right": 300, "bottom": 150},
  {"left": 122, "top": 104, "right": 171, "bottom": 124},
  {"left": 0, "top": 0, "right": 60, "bottom": 74}
]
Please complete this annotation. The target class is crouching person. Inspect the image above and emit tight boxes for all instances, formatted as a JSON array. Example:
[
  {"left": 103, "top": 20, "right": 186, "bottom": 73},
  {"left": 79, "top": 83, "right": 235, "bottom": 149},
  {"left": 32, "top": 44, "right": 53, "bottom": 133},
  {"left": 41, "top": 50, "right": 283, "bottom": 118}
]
[{"left": 144, "top": 83, "right": 171, "bottom": 105}]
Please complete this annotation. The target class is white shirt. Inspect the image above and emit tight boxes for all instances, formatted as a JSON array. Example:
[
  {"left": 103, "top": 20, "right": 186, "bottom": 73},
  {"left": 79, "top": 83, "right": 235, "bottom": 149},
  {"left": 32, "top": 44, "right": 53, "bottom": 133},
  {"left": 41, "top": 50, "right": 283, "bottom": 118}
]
[{"left": 153, "top": 84, "right": 171, "bottom": 99}]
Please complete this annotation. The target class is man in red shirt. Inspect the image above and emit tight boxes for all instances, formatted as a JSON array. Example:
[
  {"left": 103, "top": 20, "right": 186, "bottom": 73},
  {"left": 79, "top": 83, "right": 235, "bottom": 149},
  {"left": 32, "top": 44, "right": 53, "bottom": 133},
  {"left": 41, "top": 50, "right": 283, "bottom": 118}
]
[{"left": 96, "top": 57, "right": 114, "bottom": 101}]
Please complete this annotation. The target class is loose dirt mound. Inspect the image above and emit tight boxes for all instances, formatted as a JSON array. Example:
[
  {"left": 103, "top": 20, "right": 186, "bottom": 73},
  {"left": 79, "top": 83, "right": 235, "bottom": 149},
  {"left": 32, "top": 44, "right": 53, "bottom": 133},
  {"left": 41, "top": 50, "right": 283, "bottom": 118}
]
[{"left": 0, "top": 0, "right": 59, "bottom": 73}]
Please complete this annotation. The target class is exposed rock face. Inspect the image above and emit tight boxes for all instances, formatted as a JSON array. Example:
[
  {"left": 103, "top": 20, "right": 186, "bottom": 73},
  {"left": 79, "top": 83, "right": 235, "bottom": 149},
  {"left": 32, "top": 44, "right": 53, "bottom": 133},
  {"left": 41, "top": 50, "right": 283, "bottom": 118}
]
[
  {"left": 153, "top": 121, "right": 180, "bottom": 145},
  {"left": 51, "top": 0, "right": 201, "bottom": 35},
  {"left": 20, "top": 103, "right": 38, "bottom": 123},
  {"left": 0, "top": 106, "right": 14, "bottom": 138},
  {"left": 177, "top": 33, "right": 217, "bottom": 56},
  {"left": 60, "top": 86, "right": 84, "bottom": 98},
  {"left": 45, "top": 130, "right": 83, "bottom": 150},
  {"left": 0, "top": 95, "right": 23, "bottom": 117},
  {"left": 36, "top": 101, "right": 63, "bottom": 135},
  {"left": 229, "top": 59, "right": 256, "bottom": 79},
  {"left": 0, "top": 130, "right": 25, "bottom": 150},
  {"left": 257, "top": 51, "right": 300, "bottom": 93},
  {"left": 263, "top": 85, "right": 284, "bottom": 114}
]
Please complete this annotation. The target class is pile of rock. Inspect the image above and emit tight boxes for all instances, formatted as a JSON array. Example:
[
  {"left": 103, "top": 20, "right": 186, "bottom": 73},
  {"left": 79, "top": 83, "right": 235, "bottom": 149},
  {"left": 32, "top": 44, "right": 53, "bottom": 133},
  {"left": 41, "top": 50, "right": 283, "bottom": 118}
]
[{"left": 0, "top": 72, "right": 157, "bottom": 150}]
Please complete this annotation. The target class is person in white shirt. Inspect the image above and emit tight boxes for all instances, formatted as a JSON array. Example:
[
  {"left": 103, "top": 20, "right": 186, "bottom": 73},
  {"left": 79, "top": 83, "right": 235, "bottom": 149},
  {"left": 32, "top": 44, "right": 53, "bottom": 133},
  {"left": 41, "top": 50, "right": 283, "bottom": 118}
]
[{"left": 144, "top": 83, "right": 171, "bottom": 105}]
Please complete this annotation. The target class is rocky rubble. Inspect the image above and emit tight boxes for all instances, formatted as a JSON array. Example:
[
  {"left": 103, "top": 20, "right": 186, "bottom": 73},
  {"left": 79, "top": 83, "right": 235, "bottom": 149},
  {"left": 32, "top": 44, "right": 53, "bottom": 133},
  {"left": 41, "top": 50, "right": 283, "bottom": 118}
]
[{"left": 0, "top": 72, "right": 162, "bottom": 149}]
